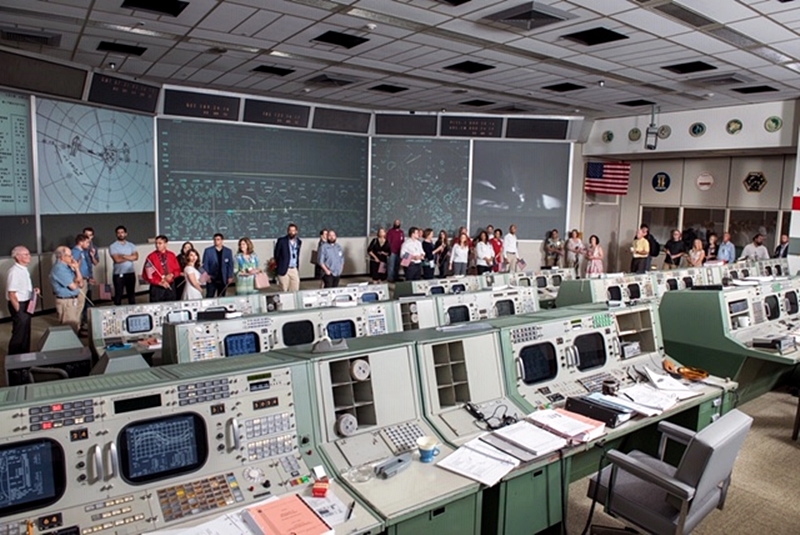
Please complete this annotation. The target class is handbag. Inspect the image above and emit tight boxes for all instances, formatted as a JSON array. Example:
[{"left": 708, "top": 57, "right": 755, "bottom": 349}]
[
  {"left": 310, "top": 249, "right": 319, "bottom": 265},
  {"left": 378, "top": 262, "right": 387, "bottom": 274},
  {"left": 254, "top": 272, "right": 270, "bottom": 289}
]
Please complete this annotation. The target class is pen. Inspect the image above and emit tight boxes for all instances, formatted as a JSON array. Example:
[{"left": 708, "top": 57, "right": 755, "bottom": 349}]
[{"left": 345, "top": 500, "right": 355, "bottom": 521}]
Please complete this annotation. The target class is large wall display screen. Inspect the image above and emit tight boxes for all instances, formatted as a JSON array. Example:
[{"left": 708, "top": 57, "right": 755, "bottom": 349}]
[
  {"left": 158, "top": 119, "right": 368, "bottom": 239},
  {"left": 370, "top": 137, "right": 469, "bottom": 233},
  {"left": 0, "top": 90, "right": 33, "bottom": 216},
  {"left": 470, "top": 141, "right": 570, "bottom": 239}
]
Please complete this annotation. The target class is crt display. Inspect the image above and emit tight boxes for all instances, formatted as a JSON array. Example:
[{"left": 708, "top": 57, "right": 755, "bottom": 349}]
[
  {"left": 666, "top": 279, "right": 678, "bottom": 291},
  {"left": 741, "top": 269, "right": 750, "bottom": 278},
  {"left": 126, "top": 314, "right": 153, "bottom": 334},
  {"left": 327, "top": 320, "right": 356, "bottom": 340},
  {"left": 730, "top": 271, "right": 739, "bottom": 280},
  {"left": 786, "top": 291, "right": 798, "bottom": 315},
  {"left": 447, "top": 305, "right": 470, "bottom": 324},
  {"left": 361, "top": 292, "right": 378, "bottom": 303},
  {"left": 776, "top": 265, "right": 783, "bottom": 276},
  {"left": 552, "top": 275, "right": 562, "bottom": 287},
  {"left": 517, "top": 277, "right": 531, "bottom": 287},
  {"left": 118, "top": 413, "right": 207, "bottom": 484},
  {"left": 575, "top": 332, "right": 606, "bottom": 372},
  {"left": 0, "top": 439, "right": 65, "bottom": 518},
  {"left": 224, "top": 332, "right": 259, "bottom": 357},
  {"left": 519, "top": 343, "right": 557, "bottom": 385},
  {"left": 430, "top": 286, "right": 445, "bottom": 295},
  {"left": 536, "top": 276, "right": 547, "bottom": 289},
  {"left": 765, "top": 266, "right": 772, "bottom": 276},
  {"left": 607, "top": 286, "right": 622, "bottom": 301},
  {"left": 764, "top": 295, "right": 780, "bottom": 321},
  {"left": 627, "top": 284, "right": 641, "bottom": 300},
  {"left": 683, "top": 277, "right": 694, "bottom": 288},
  {"left": 282, "top": 320, "right": 315, "bottom": 347},
  {"left": 495, "top": 299, "right": 515, "bottom": 317},
  {"left": 452, "top": 284, "right": 466, "bottom": 294}
]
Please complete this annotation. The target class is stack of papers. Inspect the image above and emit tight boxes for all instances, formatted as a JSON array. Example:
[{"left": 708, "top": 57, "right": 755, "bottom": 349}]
[
  {"left": 527, "top": 409, "right": 605, "bottom": 443},
  {"left": 492, "top": 420, "right": 568, "bottom": 455},
  {"left": 437, "top": 437, "right": 520, "bottom": 487},
  {"left": 619, "top": 383, "right": 678, "bottom": 414},
  {"left": 644, "top": 367, "right": 703, "bottom": 401}
]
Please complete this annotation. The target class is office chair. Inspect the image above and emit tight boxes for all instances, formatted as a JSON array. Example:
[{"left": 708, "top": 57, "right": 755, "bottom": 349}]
[
  {"left": 28, "top": 366, "right": 69, "bottom": 383},
  {"left": 587, "top": 409, "right": 753, "bottom": 535},
  {"left": 792, "top": 394, "right": 800, "bottom": 441}
]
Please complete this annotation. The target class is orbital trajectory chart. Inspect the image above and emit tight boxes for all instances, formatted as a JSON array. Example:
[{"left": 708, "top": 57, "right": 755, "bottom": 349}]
[{"left": 36, "top": 99, "right": 154, "bottom": 214}]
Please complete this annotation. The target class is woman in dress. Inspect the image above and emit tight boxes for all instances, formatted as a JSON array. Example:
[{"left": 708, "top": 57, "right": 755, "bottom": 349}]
[
  {"left": 584, "top": 235, "right": 604, "bottom": 276},
  {"left": 688, "top": 238, "right": 706, "bottom": 267},
  {"left": 421, "top": 229, "right": 436, "bottom": 280},
  {"left": 182, "top": 249, "right": 204, "bottom": 300},
  {"left": 490, "top": 228, "right": 504, "bottom": 272},
  {"left": 475, "top": 230, "right": 494, "bottom": 275},
  {"left": 434, "top": 230, "right": 450, "bottom": 277},
  {"left": 368, "top": 228, "right": 391, "bottom": 283},
  {"left": 565, "top": 229, "right": 584, "bottom": 271},
  {"left": 175, "top": 241, "right": 193, "bottom": 298},
  {"left": 449, "top": 234, "right": 470, "bottom": 276},
  {"left": 234, "top": 237, "right": 260, "bottom": 294},
  {"left": 705, "top": 232, "right": 718, "bottom": 262}
]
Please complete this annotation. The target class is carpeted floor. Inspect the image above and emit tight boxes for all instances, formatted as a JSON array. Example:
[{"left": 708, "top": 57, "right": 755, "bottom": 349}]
[{"left": 566, "top": 389, "right": 800, "bottom": 535}]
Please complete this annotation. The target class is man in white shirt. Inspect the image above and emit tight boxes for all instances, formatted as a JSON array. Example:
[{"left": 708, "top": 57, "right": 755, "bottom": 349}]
[
  {"left": 6, "top": 245, "right": 39, "bottom": 355},
  {"left": 400, "top": 226, "right": 425, "bottom": 281},
  {"left": 739, "top": 233, "right": 770, "bottom": 261},
  {"left": 504, "top": 224, "right": 519, "bottom": 273}
]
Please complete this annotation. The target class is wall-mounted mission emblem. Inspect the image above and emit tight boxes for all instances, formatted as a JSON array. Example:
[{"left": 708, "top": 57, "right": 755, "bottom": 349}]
[
  {"left": 743, "top": 172, "right": 767, "bottom": 193},
  {"left": 652, "top": 172, "right": 671, "bottom": 192}
]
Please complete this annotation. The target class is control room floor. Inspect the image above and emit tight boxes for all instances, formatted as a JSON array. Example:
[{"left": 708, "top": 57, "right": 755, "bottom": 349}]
[{"left": 1, "top": 281, "right": 798, "bottom": 534}]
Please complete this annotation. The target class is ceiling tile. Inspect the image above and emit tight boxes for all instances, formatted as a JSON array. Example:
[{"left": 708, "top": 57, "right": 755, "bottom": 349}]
[{"left": 672, "top": 0, "right": 758, "bottom": 24}]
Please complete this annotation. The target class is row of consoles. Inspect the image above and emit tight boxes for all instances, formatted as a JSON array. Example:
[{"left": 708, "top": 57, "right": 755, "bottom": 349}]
[{"left": 0, "top": 300, "right": 734, "bottom": 535}]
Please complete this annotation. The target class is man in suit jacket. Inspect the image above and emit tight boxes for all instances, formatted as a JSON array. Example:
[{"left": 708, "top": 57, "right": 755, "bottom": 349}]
[
  {"left": 774, "top": 234, "right": 790, "bottom": 258},
  {"left": 202, "top": 233, "right": 234, "bottom": 297},
  {"left": 274, "top": 223, "right": 302, "bottom": 292}
]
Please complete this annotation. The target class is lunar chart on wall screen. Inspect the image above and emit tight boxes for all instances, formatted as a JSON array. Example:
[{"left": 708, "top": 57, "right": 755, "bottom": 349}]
[{"left": 36, "top": 98, "right": 154, "bottom": 214}]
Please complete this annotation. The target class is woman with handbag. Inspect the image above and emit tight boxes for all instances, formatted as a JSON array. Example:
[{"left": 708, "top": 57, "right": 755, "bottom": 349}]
[
  {"left": 235, "top": 237, "right": 261, "bottom": 294},
  {"left": 368, "top": 228, "right": 390, "bottom": 283}
]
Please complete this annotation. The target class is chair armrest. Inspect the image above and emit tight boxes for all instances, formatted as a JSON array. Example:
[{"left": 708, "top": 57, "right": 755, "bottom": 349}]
[
  {"left": 657, "top": 421, "right": 696, "bottom": 445},
  {"left": 606, "top": 450, "right": 696, "bottom": 501}
]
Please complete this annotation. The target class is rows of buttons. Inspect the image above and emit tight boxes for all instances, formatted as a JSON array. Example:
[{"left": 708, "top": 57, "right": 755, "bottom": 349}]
[
  {"left": 29, "top": 400, "right": 95, "bottom": 431},
  {"left": 280, "top": 455, "right": 302, "bottom": 478},
  {"left": 244, "top": 317, "right": 273, "bottom": 329},
  {"left": 511, "top": 326, "right": 543, "bottom": 344},
  {"left": 245, "top": 413, "right": 292, "bottom": 439},
  {"left": 85, "top": 496, "right": 135, "bottom": 512},
  {"left": 367, "top": 315, "right": 387, "bottom": 336},
  {"left": 0, "top": 522, "right": 20, "bottom": 535},
  {"left": 247, "top": 434, "right": 295, "bottom": 461},
  {"left": 91, "top": 506, "right": 132, "bottom": 522},
  {"left": 81, "top": 514, "right": 144, "bottom": 534},
  {"left": 178, "top": 379, "right": 230, "bottom": 405},
  {"left": 158, "top": 473, "right": 243, "bottom": 523},
  {"left": 190, "top": 335, "right": 219, "bottom": 362},
  {"left": 289, "top": 475, "right": 312, "bottom": 487},
  {"left": 382, "top": 422, "right": 425, "bottom": 453}
]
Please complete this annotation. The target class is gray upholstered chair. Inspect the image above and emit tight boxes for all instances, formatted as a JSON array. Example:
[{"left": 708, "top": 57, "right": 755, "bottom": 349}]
[{"left": 588, "top": 409, "right": 753, "bottom": 535}]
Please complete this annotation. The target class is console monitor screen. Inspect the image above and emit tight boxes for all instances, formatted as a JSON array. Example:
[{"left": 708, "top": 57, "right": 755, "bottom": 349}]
[
  {"left": 447, "top": 305, "right": 470, "bottom": 324},
  {"left": 126, "top": 314, "right": 153, "bottom": 334},
  {"left": 729, "top": 271, "right": 739, "bottom": 280},
  {"left": 765, "top": 266, "right": 773, "bottom": 276},
  {"left": 741, "top": 269, "right": 750, "bottom": 278},
  {"left": 666, "top": 279, "right": 678, "bottom": 291},
  {"left": 764, "top": 295, "right": 780, "bottom": 321},
  {"left": 327, "top": 320, "right": 356, "bottom": 340},
  {"left": 627, "top": 284, "right": 641, "bottom": 300},
  {"left": 118, "top": 413, "right": 207, "bottom": 484},
  {"left": 517, "top": 277, "right": 531, "bottom": 287},
  {"left": 166, "top": 310, "right": 192, "bottom": 323},
  {"left": 776, "top": 265, "right": 783, "bottom": 276},
  {"left": 786, "top": 291, "right": 799, "bottom": 315},
  {"left": 495, "top": 299, "right": 515, "bottom": 317},
  {"left": 519, "top": 343, "right": 557, "bottom": 385},
  {"left": 430, "top": 286, "right": 445, "bottom": 295},
  {"left": 552, "top": 275, "right": 562, "bottom": 287},
  {"left": 282, "top": 320, "right": 315, "bottom": 347},
  {"left": 0, "top": 439, "right": 65, "bottom": 518},
  {"left": 575, "top": 332, "right": 606, "bottom": 371},
  {"left": 683, "top": 277, "right": 694, "bottom": 289},
  {"left": 536, "top": 277, "right": 547, "bottom": 289},
  {"left": 361, "top": 292, "right": 378, "bottom": 303},
  {"left": 452, "top": 284, "right": 466, "bottom": 294},
  {"left": 607, "top": 286, "right": 622, "bottom": 302},
  {"left": 224, "top": 332, "right": 259, "bottom": 357}
]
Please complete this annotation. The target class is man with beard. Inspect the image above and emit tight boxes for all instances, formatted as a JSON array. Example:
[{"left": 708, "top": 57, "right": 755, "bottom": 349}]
[
  {"left": 274, "top": 223, "right": 302, "bottom": 292},
  {"left": 318, "top": 229, "right": 344, "bottom": 288}
]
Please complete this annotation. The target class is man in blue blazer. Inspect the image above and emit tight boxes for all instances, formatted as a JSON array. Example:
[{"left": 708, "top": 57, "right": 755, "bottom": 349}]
[
  {"left": 274, "top": 223, "right": 302, "bottom": 292},
  {"left": 202, "top": 233, "right": 234, "bottom": 297}
]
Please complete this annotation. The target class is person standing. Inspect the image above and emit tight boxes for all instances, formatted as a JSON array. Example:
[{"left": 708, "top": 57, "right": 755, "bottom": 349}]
[
  {"left": 706, "top": 233, "right": 719, "bottom": 262},
  {"left": 774, "top": 234, "right": 790, "bottom": 258},
  {"left": 80, "top": 227, "right": 99, "bottom": 312},
  {"left": 641, "top": 224, "right": 660, "bottom": 271},
  {"left": 368, "top": 228, "right": 390, "bottom": 283},
  {"left": 175, "top": 241, "right": 194, "bottom": 298},
  {"left": 688, "top": 239, "right": 706, "bottom": 267},
  {"left": 434, "top": 230, "right": 451, "bottom": 277},
  {"left": 109, "top": 225, "right": 138, "bottom": 305},
  {"left": 717, "top": 232, "right": 736, "bottom": 264},
  {"left": 50, "top": 246, "right": 85, "bottom": 333},
  {"left": 400, "top": 226, "right": 425, "bottom": 281},
  {"left": 584, "top": 235, "right": 605, "bottom": 276},
  {"left": 740, "top": 234, "right": 770, "bottom": 261},
  {"left": 565, "top": 229, "right": 583, "bottom": 271},
  {"left": 202, "top": 233, "right": 234, "bottom": 297},
  {"left": 71, "top": 233, "right": 92, "bottom": 333},
  {"left": 489, "top": 228, "right": 504, "bottom": 273},
  {"left": 663, "top": 229, "right": 686, "bottom": 269},
  {"left": 182, "top": 249, "right": 204, "bottom": 301},
  {"left": 6, "top": 246, "right": 39, "bottom": 355},
  {"left": 631, "top": 229, "right": 650, "bottom": 273},
  {"left": 422, "top": 229, "right": 436, "bottom": 280},
  {"left": 274, "top": 223, "right": 302, "bottom": 292},
  {"left": 544, "top": 229, "right": 564, "bottom": 268},
  {"left": 142, "top": 235, "right": 181, "bottom": 302},
  {"left": 319, "top": 229, "right": 344, "bottom": 288},
  {"left": 235, "top": 237, "right": 260, "bottom": 295},
  {"left": 386, "top": 219, "right": 405, "bottom": 282},
  {"left": 475, "top": 231, "right": 494, "bottom": 275},
  {"left": 313, "top": 229, "right": 328, "bottom": 285},
  {"left": 504, "top": 224, "right": 519, "bottom": 272}
]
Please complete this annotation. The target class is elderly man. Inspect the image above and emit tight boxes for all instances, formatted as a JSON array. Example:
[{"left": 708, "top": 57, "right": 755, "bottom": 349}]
[
  {"left": 6, "top": 245, "right": 39, "bottom": 355},
  {"left": 50, "top": 246, "right": 85, "bottom": 333}
]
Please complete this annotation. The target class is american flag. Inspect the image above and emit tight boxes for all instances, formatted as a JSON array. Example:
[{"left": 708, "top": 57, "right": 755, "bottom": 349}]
[
  {"left": 143, "top": 258, "right": 160, "bottom": 281},
  {"left": 584, "top": 161, "right": 631, "bottom": 195}
]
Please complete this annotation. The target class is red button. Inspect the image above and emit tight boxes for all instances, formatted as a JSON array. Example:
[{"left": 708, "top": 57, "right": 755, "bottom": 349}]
[
  {"left": 42, "top": 422, "right": 53, "bottom": 430},
  {"left": 52, "top": 404, "right": 63, "bottom": 412}
]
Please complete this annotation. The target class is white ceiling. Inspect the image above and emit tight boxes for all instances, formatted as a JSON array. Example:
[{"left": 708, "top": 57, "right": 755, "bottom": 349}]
[{"left": 2, "top": 0, "right": 800, "bottom": 118}]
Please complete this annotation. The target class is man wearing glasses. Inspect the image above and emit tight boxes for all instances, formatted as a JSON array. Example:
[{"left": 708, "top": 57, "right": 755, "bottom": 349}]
[{"left": 6, "top": 246, "right": 39, "bottom": 354}]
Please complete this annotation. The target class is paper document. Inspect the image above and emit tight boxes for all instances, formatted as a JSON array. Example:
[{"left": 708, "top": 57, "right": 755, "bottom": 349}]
[
  {"left": 644, "top": 367, "right": 703, "bottom": 400},
  {"left": 26, "top": 293, "right": 37, "bottom": 314},
  {"left": 620, "top": 383, "right": 678, "bottom": 412},
  {"left": 300, "top": 488, "right": 351, "bottom": 526},
  {"left": 527, "top": 409, "right": 594, "bottom": 438},
  {"left": 493, "top": 420, "right": 567, "bottom": 455},
  {"left": 437, "top": 436, "right": 520, "bottom": 487}
]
